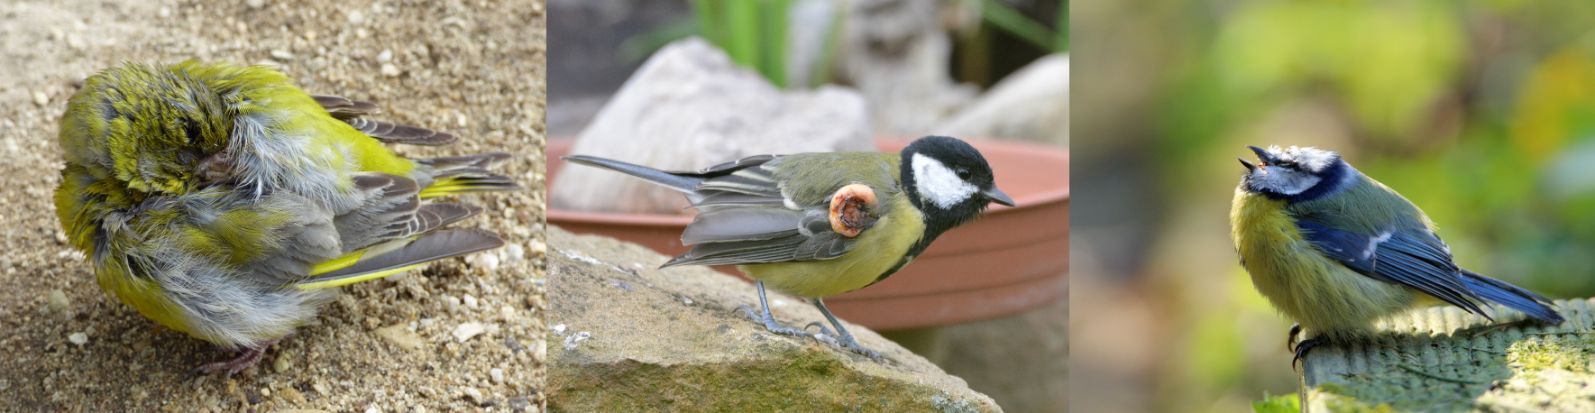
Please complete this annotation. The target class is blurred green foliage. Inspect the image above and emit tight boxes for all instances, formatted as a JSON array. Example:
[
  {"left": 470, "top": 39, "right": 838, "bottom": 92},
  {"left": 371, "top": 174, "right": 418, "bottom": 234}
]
[{"left": 1084, "top": 0, "right": 1595, "bottom": 410}]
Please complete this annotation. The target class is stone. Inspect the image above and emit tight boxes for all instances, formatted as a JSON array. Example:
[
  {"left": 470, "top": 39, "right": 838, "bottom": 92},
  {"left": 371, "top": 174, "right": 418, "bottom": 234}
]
[
  {"left": 936, "top": 55, "right": 1069, "bottom": 146},
  {"left": 374, "top": 324, "right": 426, "bottom": 350},
  {"left": 452, "top": 322, "right": 487, "bottom": 343},
  {"left": 546, "top": 227, "right": 1000, "bottom": 412},
  {"left": 550, "top": 38, "right": 873, "bottom": 214}
]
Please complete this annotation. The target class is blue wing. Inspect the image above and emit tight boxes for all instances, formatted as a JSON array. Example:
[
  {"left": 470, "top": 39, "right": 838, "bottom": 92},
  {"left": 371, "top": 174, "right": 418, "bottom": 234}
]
[{"left": 1296, "top": 220, "right": 1490, "bottom": 317}]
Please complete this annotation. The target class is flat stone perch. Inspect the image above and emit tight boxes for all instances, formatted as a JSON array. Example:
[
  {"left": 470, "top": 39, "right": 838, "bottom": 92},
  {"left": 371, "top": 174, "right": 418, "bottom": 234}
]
[
  {"left": 1301, "top": 298, "right": 1595, "bottom": 411},
  {"left": 546, "top": 226, "right": 1001, "bottom": 412}
]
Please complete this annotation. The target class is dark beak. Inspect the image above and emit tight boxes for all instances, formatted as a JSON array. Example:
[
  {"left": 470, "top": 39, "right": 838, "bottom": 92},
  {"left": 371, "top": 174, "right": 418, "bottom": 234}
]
[
  {"left": 1238, "top": 157, "right": 1257, "bottom": 172},
  {"left": 1248, "top": 146, "right": 1276, "bottom": 164},
  {"left": 983, "top": 187, "right": 1015, "bottom": 207}
]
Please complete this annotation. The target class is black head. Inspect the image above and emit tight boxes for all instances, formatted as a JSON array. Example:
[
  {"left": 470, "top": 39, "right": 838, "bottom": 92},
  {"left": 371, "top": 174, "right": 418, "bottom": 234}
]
[
  {"left": 900, "top": 136, "right": 1013, "bottom": 235},
  {"left": 1237, "top": 145, "right": 1349, "bottom": 202}
]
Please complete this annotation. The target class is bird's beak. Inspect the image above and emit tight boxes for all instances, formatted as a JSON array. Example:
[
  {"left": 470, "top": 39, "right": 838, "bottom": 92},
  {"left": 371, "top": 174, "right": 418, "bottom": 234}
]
[
  {"left": 1238, "top": 157, "right": 1257, "bottom": 172},
  {"left": 983, "top": 187, "right": 1015, "bottom": 207},
  {"left": 1248, "top": 146, "right": 1276, "bottom": 164}
]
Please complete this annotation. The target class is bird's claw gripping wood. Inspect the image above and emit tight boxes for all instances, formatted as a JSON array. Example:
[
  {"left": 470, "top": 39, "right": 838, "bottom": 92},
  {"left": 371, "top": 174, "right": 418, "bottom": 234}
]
[{"left": 1292, "top": 337, "right": 1324, "bottom": 372}]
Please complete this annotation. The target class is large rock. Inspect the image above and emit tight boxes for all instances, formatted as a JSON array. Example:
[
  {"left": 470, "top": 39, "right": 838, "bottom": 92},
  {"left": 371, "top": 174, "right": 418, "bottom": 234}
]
[
  {"left": 550, "top": 38, "right": 873, "bottom": 214},
  {"left": 1302, "top": 299, "right": 1595, "bottom": 411},
  {"left": 546, "top": 227, "right": 1001, "bottom": 412},
  {"left": 936, "top": 55, "right": 1070, "bottom": 146}
]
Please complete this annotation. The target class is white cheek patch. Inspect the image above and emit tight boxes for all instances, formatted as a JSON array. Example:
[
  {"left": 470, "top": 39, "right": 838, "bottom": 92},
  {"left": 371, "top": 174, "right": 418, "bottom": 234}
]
[
  {"left": 912, "top": 153, "right": 978, "bottom": 209},
  {"left": 1256, "top": 166, "right": 1321, "bottom": 195}
]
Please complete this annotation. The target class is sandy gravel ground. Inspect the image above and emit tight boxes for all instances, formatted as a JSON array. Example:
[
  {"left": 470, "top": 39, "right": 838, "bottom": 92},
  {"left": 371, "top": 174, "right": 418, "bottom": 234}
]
[{"left": 0, "top": 0, "right": 548, "bottom": 410}]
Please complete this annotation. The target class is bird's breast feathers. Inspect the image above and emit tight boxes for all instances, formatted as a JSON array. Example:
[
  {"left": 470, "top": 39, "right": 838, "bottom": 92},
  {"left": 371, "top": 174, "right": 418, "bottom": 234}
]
[{"left": 1231, "top": 189, "right": 1415, "bottom": 335}]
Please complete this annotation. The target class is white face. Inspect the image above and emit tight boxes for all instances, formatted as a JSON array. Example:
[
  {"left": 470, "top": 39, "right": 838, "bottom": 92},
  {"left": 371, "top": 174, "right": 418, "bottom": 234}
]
[
  {"left": 1247, "top": 165, "right": 1322, "bottom": 196},
  {"left": 912, "top": 153, "right": 979, "bottom": 209},
  {"left": 1244, "top": 146, "right": 1340, "bottom": 196}
]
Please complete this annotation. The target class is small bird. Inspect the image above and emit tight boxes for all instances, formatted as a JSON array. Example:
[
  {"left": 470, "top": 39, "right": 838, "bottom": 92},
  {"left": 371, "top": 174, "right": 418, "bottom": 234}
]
[
  {"left": 564, "top": 136, "right": 1013, "bottom": 358},
  {"left": 54, "top": 61, "right": 519, "bottom": 375},
  {"left": 1231, "top": 145, "right": 1563, "bottom": 365}
]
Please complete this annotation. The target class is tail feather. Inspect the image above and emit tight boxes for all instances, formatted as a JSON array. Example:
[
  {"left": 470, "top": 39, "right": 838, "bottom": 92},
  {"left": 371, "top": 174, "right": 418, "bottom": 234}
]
[
  {"left": 417, "top": 153, "right": 520, "bottom": 198},
  {"left": 1461, "top": 270, "right": 1564, "bottom": 324},
  {"left": 562, "top": 155, "right": 704, "bottom": 193}
]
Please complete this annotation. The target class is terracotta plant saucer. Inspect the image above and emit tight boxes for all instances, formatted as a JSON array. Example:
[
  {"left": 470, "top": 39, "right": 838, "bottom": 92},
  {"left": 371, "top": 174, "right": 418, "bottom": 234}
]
[{"left": 548, "top": 138, "right": 1069, "bottom": 330}]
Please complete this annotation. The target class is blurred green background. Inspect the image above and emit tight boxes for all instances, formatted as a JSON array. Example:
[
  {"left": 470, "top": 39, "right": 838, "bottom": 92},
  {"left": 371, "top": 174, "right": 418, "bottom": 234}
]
[{"left": 1071, "top": 0, "right": 1595, "bottom": 411}]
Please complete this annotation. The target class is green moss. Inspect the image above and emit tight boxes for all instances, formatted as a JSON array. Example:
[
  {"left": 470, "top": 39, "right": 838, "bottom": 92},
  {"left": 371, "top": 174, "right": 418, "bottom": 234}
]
[
  {"left": 550, "top": 346, "right": 994, "bottom": 412},
  {"left": 1251, "top": 393, "right": 1299, "bottom": 413},
  {"left": 1507, "top": 336, "right": 1594, "bottom": 373}
]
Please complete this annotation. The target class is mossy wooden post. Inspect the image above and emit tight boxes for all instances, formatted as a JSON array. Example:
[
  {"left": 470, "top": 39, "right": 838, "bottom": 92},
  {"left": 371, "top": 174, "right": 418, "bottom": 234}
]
[{"left": 1298, "top": 299, "right": 1595, "bottom": 412}]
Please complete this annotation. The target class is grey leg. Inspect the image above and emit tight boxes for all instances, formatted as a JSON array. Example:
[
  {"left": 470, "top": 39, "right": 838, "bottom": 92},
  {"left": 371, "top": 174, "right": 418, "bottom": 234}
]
[{"left": 812, "top": 298, "right": 882, "bottom": 360}]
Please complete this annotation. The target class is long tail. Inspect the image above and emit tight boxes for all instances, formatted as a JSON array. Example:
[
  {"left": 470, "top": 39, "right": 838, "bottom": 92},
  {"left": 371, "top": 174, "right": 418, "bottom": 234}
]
[
  {"left": 1461, "top": 269, "right": 1564, "bottom": 324},
  {"left": 562, "top": 155, "right": 704, "bottom": 193}
]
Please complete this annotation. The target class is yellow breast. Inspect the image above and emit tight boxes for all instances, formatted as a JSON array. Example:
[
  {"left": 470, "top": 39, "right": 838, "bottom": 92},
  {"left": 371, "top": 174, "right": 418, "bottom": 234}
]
[
  {"left": 740, "top": 195, "right": 926, "bottom": 298},
  {"left": 1231, "top": 188, "right": 1415, "bottom": 337}
]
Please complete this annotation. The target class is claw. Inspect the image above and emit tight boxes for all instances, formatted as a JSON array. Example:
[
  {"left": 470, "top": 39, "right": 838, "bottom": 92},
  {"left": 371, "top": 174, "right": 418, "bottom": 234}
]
[
  {"left": 1292, "top": 337, "right": 1324, "bottom": 372},
  {"left": 1288, "top": 324, "right": 1303, "bottom": 352}
]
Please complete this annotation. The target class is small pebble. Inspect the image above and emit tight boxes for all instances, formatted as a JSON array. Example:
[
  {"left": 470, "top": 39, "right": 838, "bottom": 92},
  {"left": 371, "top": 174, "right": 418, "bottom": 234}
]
[
  {"left": 489, "top": 368, "right": 504, "bottom": 384},
  {"left": 551, "top": 324, "right": 565, "bottom": 334},
  {"left": 273, "top": 353, "right": 293, "bottom": 372},
  {"left": 381, "top": 63, "right": 400, "bottom": 77},
  {"left": 68, "top": 332, "right": 88, "bottom": 345},
  {"left": 471, "top": 253, "right": 500, "bottom": 271},
  {"left": 377, "top": 49, "right": 393, "bottom": 62},
  {"left": 245, "top": 0, "right": 267, "bottom": 9},
  {"left": 259, "top": 388, "right": 271, "bottom": 398},
  {"left": 32, "top": 91, "right": 49, "bottom": 107},
  {"left": 375, "top": 324, "right": 426, "bottom": 350},
  {"left": 453, "top": 322, "right": 486, "bottom": 342},
  {"left": 347, "top": 10, "right": 365, "bottom": 24},
  {"left": 504, "top": 243, "right": 524, "bottom": 262},
  {"left": 270, "top": 50, "right": 294, "bottom": 61},
  {"left": 462, "top": 387, "right": 486, "bottom": 405},
  {"left": 463, "top": 294, "right": 478, "bottom": 309},
  {"left": 364, "top": 406, "right": 380, "bottom": 413},
  {"left": 47, "top": 290, "right": 70, "bottom": 314}
]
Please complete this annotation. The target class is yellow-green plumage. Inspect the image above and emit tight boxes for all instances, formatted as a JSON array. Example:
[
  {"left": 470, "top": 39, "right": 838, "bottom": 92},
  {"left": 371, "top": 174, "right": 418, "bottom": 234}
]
[
  {"left": 1232, "top": 183, "right": 1424, "bottom": 338},
  {"left": 53, "top": 61, "right": 515, "bottom": 368},
  {"left": 743, "top": 193, "right": 925, "bottom": 298}
]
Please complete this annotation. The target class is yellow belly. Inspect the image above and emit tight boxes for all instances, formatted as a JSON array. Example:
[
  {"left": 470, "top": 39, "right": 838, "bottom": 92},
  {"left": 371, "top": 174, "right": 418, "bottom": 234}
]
[
  {"left": 1231, "top": 189, "right": 1417, "bottom": 338},
  {"left": 740, "top": 196, "right": 925, "bottom": 298}
]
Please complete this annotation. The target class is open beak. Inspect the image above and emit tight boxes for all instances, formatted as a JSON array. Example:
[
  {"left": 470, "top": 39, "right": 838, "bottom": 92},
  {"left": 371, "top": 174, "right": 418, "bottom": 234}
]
[
  {"left": 1248, "top": 146, "right": 1276, "bottom": 164},
  {"left": 983, "top": 187, "right": 1015, "bottom": 207},
  {"left": 1238, "top": 157, "right": 1257, "bottom": 172}
]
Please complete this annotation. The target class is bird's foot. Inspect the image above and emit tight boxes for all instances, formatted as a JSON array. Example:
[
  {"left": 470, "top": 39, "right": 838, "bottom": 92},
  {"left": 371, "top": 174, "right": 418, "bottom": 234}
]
[
  {"left": 194, "top": 340, "right": 278, "bottom": 377},
  {"left": 736, "top": 304, "right": 813, "bottom": 338},
  {"left": 1292, "top": 336, "right": 1325, "bottom": 372},
  {"left": 824, "top": 331, "right": 883, "bottom": 361}
]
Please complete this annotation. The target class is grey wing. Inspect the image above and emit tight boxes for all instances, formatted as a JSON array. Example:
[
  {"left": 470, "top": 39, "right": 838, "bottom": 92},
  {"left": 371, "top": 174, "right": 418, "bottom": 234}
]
[
  {"left": 312, "top": 94, "right": 457, "bottom": 146},
  {"left": 663, "top": 158, "right": 859, "bottom": 267}
]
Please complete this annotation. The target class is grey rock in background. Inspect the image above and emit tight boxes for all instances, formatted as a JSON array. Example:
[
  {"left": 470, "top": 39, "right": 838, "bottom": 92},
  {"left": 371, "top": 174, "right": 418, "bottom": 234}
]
[
  {"left": 551, "top": 38, "right": 873, "bottom": 214},
  {"left": 937, "top": 55, "right": 1069, "bottom": 146}
]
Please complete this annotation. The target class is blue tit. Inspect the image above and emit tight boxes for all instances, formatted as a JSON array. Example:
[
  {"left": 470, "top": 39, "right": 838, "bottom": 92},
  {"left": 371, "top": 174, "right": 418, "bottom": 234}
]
[
  {"left": 1230, "top": 145, "right": 1563, "bottom": 365},
  {"left": 564, "top": 136, "right": 1013, "bottom": 358}
]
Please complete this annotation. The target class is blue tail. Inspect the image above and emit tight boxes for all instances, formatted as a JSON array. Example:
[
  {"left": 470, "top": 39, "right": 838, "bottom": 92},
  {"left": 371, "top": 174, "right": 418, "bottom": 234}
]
[{"left": 1461, "top": 270, "right": 1564, "bottom": 324}]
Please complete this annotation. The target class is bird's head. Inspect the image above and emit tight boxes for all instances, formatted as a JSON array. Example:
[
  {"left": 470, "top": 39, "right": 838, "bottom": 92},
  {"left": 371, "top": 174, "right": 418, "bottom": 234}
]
[
  {"left": 900, "top": 136, "right": 1014, "bottom": 227},
  {"left": 1237, "top": 145, "right": 1348, "bottom": 202}
]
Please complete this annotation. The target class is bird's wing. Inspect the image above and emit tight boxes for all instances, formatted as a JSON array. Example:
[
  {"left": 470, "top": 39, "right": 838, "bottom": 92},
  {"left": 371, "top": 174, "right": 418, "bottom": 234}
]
[
  {"left": 1296, "top": 220, "right": 1489, "bottom": 317},
  {"left": 663, "top": 153, "right": 897, "bottom": 267},
  {"left": 312, "top": 94, "right": 457, "bottom": 146}
]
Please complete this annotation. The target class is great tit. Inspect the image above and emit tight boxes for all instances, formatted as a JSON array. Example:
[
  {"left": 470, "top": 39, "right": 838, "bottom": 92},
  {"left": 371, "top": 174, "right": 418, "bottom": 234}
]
[
  {"left": 1231, "top": 145, "right": 1563, "bottom": 365},
  {"left": 564, "top": 135, "right": 1014, "bottom": 358}
]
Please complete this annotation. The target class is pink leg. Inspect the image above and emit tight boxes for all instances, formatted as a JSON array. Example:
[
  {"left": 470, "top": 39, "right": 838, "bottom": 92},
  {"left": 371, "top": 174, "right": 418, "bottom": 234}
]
[{"left": 194, "top": 338, "right": 282, "bottom": 377}]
